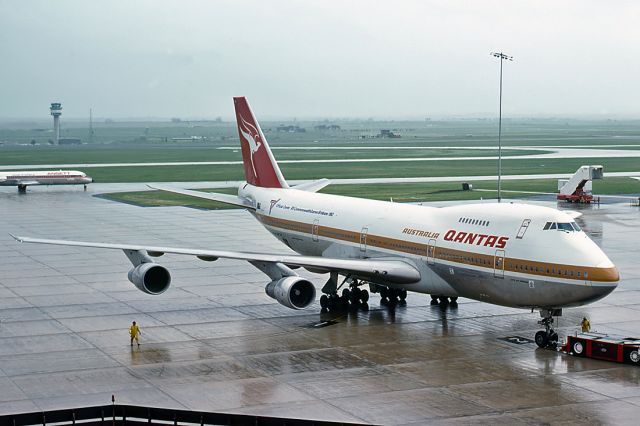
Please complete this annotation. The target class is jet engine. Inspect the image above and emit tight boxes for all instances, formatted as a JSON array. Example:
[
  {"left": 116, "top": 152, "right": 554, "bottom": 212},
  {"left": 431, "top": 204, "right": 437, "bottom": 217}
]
[
  {"left": 265, "top": 276, "right": 316, "bottom": 310},
  {"left": 128, "top": 263, "right": 171, "bottom": 295}
]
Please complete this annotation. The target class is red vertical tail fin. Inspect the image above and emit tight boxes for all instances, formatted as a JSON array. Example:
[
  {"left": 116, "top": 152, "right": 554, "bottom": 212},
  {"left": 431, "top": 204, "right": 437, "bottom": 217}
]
[{"left": 233, "top": 97, "right": 288, "bottom": 188}]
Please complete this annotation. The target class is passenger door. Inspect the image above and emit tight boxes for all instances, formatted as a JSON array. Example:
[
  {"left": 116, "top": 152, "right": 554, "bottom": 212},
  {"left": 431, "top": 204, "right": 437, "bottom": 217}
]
[
  {"left": 312, "top": 219, "right": 319, "bottom": 242},
  {"left": 494, "top": 249, "right": 505, "bottom": 278},
  {"left": 426, "top": 238, "right": 436, "bottom": 265},
  {"left": 360, "top": 226, "right": 369, "bottom": 253}
]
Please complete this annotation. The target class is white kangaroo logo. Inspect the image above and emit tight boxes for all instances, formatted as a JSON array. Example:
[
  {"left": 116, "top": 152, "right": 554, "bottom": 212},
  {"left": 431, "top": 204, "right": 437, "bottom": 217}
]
[{"left": 239, "top": 115, "right": 262, "bottom": 178}]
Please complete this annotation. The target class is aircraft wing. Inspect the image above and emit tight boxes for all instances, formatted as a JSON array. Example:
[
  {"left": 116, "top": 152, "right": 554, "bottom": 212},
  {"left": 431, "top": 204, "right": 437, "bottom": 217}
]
[
  {"left": 10, "top": 235, "right": 421, "bottom": 285},
  {"left": 147, "top": 185, "right": 255, "bottom": 210}
]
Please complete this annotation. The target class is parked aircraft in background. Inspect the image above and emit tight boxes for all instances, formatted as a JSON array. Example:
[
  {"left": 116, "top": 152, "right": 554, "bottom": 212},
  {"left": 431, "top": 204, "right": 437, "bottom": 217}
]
[
  {"left": 12, "top": 97, "right": 619, "bottom": 348},
  {"left": 0, "top": 170, "right": 93, "bottom": 193}
]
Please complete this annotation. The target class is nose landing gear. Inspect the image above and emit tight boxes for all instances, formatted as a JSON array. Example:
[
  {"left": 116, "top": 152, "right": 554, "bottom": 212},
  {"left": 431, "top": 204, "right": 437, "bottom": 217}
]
[{"left": 535, "top": 308, "right": 562, "bottom": 348}]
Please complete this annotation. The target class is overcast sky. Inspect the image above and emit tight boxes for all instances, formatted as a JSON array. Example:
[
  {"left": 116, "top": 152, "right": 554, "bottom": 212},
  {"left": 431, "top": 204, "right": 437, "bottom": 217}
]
[{"left": 1, "top": 0, "right": 639, "bottom": 119}]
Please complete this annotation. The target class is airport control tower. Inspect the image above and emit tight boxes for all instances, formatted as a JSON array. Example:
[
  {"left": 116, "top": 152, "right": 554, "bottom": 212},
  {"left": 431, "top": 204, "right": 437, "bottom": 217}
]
[{"left": 50, "top": 102, "right": 62, "bottom": 145}]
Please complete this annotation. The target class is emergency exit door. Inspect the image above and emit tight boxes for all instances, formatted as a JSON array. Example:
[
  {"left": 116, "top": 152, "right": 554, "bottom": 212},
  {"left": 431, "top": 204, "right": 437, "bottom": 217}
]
[{"left": 494, "top": 249, "right": 505, "bottom": 278}]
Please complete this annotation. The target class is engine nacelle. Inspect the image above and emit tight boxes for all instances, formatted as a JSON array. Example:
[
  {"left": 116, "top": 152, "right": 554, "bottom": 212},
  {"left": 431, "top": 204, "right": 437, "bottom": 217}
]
[
  {"left": 265, "top": 276, "right": 316, "bottom": 310},
  {"left": 128, "top": 263, "right": 171, "bottom": 295}
]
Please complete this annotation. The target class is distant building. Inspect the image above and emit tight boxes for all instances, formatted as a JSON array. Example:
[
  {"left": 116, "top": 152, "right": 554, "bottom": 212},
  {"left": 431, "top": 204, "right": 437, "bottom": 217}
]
[
  {"left": 171, "top": 136, "right": 207, "bottom": 141},
  {"left": 58, "top": 138, "right": 82, "bottom": 145},
  {"left": 377, "top": 129, "right": 401, "bottom": 138},
  {"left": 276, "top": 125, "right": 306, "bottom": 133},
  {"left": 314, "top": 124, "right": 341, "bottom": 131}
]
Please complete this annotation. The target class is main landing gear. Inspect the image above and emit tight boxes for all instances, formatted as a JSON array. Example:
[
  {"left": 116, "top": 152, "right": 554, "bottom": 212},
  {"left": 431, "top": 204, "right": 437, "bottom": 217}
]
[
  {"left": 535, "top": 308, "right": 562, "bottom": 348},
  {"left": 319, "top": 273, "right": 369, "bottom": 313},
  {"left": 430, "top": 295, "right": 458, "bottom": 307}
]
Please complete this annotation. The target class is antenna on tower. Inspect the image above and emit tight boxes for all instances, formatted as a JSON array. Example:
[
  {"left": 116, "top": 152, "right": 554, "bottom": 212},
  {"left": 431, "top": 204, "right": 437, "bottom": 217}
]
[{"left": 89, "top": 108, "right": 94, "bottom": 143}]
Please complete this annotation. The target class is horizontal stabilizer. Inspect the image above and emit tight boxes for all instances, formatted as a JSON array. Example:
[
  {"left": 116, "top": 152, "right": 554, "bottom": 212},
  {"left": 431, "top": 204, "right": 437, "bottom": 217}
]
[
  {"left": 10, "top": 235, "right": 421, "bottom": 285},
  {"left": 147, "top": 185, "right": 255, "bottom": 210},
  {"left": 292, "top": 179, "right": 331, "bottom": 193}
]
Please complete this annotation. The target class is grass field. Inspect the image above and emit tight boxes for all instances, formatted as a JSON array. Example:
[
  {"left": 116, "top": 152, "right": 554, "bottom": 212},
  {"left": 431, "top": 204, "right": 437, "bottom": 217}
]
[
  {"left": 73, "top": 156, "right": 640, "bottom": 183},
  {"left": 3, "top": 118, "right": 639, "bottom": 203},
  {"left": 101, "top": 177, "right": 640, "bottom": 209}
]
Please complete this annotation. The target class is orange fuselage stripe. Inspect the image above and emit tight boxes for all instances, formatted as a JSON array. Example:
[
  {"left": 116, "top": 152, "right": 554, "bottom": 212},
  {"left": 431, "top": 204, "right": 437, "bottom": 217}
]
[{"left": 257, "top": 214, "right": 619, "bottom": 283}]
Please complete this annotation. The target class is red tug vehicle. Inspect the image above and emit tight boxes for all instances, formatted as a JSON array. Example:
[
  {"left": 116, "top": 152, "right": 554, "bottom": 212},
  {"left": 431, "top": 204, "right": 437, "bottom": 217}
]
[{"left": 561, "top": 332, "right": 640, "bottom": 365}]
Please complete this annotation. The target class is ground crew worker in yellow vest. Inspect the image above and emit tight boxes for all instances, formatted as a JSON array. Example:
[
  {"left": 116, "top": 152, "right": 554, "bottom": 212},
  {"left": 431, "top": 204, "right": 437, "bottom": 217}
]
[
  {"left": 581, "top": 317, "right": 590, "bottom": 333},
  {"left": 130, "top": 321, "right": 141, "bottom": 347}
]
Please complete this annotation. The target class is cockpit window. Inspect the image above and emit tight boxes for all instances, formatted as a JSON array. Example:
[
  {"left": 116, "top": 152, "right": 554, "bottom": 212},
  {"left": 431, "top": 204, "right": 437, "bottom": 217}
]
[
  {"left": 557, "top": 223, "right": 573, "bottom": 232},
  {"left": 543, "top": 222, "right": 581, "bottom": 232}
]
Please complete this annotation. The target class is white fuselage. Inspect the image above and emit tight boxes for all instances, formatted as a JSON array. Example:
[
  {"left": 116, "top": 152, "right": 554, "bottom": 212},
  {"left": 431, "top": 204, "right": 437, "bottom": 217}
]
[
  {"left": 0, "top": 170, "right": 93, "bottom": 186},
  {"left": 239, "top": 184, "right": 618, "bottom": 309}
]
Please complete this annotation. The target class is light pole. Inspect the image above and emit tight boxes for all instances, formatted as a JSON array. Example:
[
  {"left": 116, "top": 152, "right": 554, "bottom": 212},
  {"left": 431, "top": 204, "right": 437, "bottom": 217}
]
[{"left": 491, "top": 52, "right": 513, "bottom": 202}]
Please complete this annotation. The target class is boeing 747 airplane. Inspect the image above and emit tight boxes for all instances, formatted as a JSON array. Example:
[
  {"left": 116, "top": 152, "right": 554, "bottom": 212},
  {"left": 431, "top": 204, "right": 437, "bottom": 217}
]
[
  {"left": 12, "top": 97, "right": 619, "bottom": 348},
  {"left": 0, "top": 170, "right": 93, "bottom": 193}
]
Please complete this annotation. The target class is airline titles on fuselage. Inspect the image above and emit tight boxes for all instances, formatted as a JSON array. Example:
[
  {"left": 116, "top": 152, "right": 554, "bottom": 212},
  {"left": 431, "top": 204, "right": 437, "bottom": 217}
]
[
  {"left": 444, "top": 229, "right": 509, "bottom": 249},
  {"left": 401, "top": 228, "right": 440, "bottom": 239}
]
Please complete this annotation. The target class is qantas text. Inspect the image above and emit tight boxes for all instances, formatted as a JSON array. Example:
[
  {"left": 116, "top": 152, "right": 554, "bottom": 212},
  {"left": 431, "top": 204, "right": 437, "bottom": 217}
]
[{"left": 443, "top": 229, "right": 509, "bottom": 249}]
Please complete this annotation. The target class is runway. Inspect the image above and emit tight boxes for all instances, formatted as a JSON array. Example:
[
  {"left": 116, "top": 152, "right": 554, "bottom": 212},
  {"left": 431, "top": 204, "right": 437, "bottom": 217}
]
[
  {"left": 1, "top": 189, "right": 639, "bottom": 424},
  {"left": 3, "top": 170, "right": 637, "bottom": 195}
]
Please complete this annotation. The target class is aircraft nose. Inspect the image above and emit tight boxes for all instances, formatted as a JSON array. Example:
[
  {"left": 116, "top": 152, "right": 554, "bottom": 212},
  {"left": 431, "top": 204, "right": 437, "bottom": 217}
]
[{"left": 583, "top": 265, "right": 619, "bottom": 304}]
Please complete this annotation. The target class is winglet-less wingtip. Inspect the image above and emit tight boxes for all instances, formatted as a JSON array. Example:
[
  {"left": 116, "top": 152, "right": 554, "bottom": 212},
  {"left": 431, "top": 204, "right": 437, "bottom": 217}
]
[{"left": 9, "top": 233, "right": 23, "bottom": 243}]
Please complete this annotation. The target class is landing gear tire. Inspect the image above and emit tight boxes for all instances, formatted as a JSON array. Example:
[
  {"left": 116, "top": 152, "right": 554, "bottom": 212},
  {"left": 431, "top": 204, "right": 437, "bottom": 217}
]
[
  {"left": 399, "top": 289, "right": 407, "bottom": 301},
  {"left": 536, "top": 309, "right": 562, "bottom": 348},
  {"left": 328, "top": 293, "right": 340, "bottom": 312},
  {"left": 430, "top": 295, "right": 439, "bottom": 306},
  {"left": 339, "top": 294, "right": 349, "bottom": 310},
  {"left": 360, "top": 289, "right": 369, "bottom": 303},
  {"left": 380, "top": 287, "right": 389, "bottom": 301},
  {"left": 438, "top": 297, "right": 449, "bottom": 306},
  {"left": 320, "top": 295, "right": 329, "bottom": 310},
  {"left": 535, "top": 331, "right": 548, "bottom": 348},
  {"left": 387, "top": 297, "right": 398, "bottom": 309}
]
